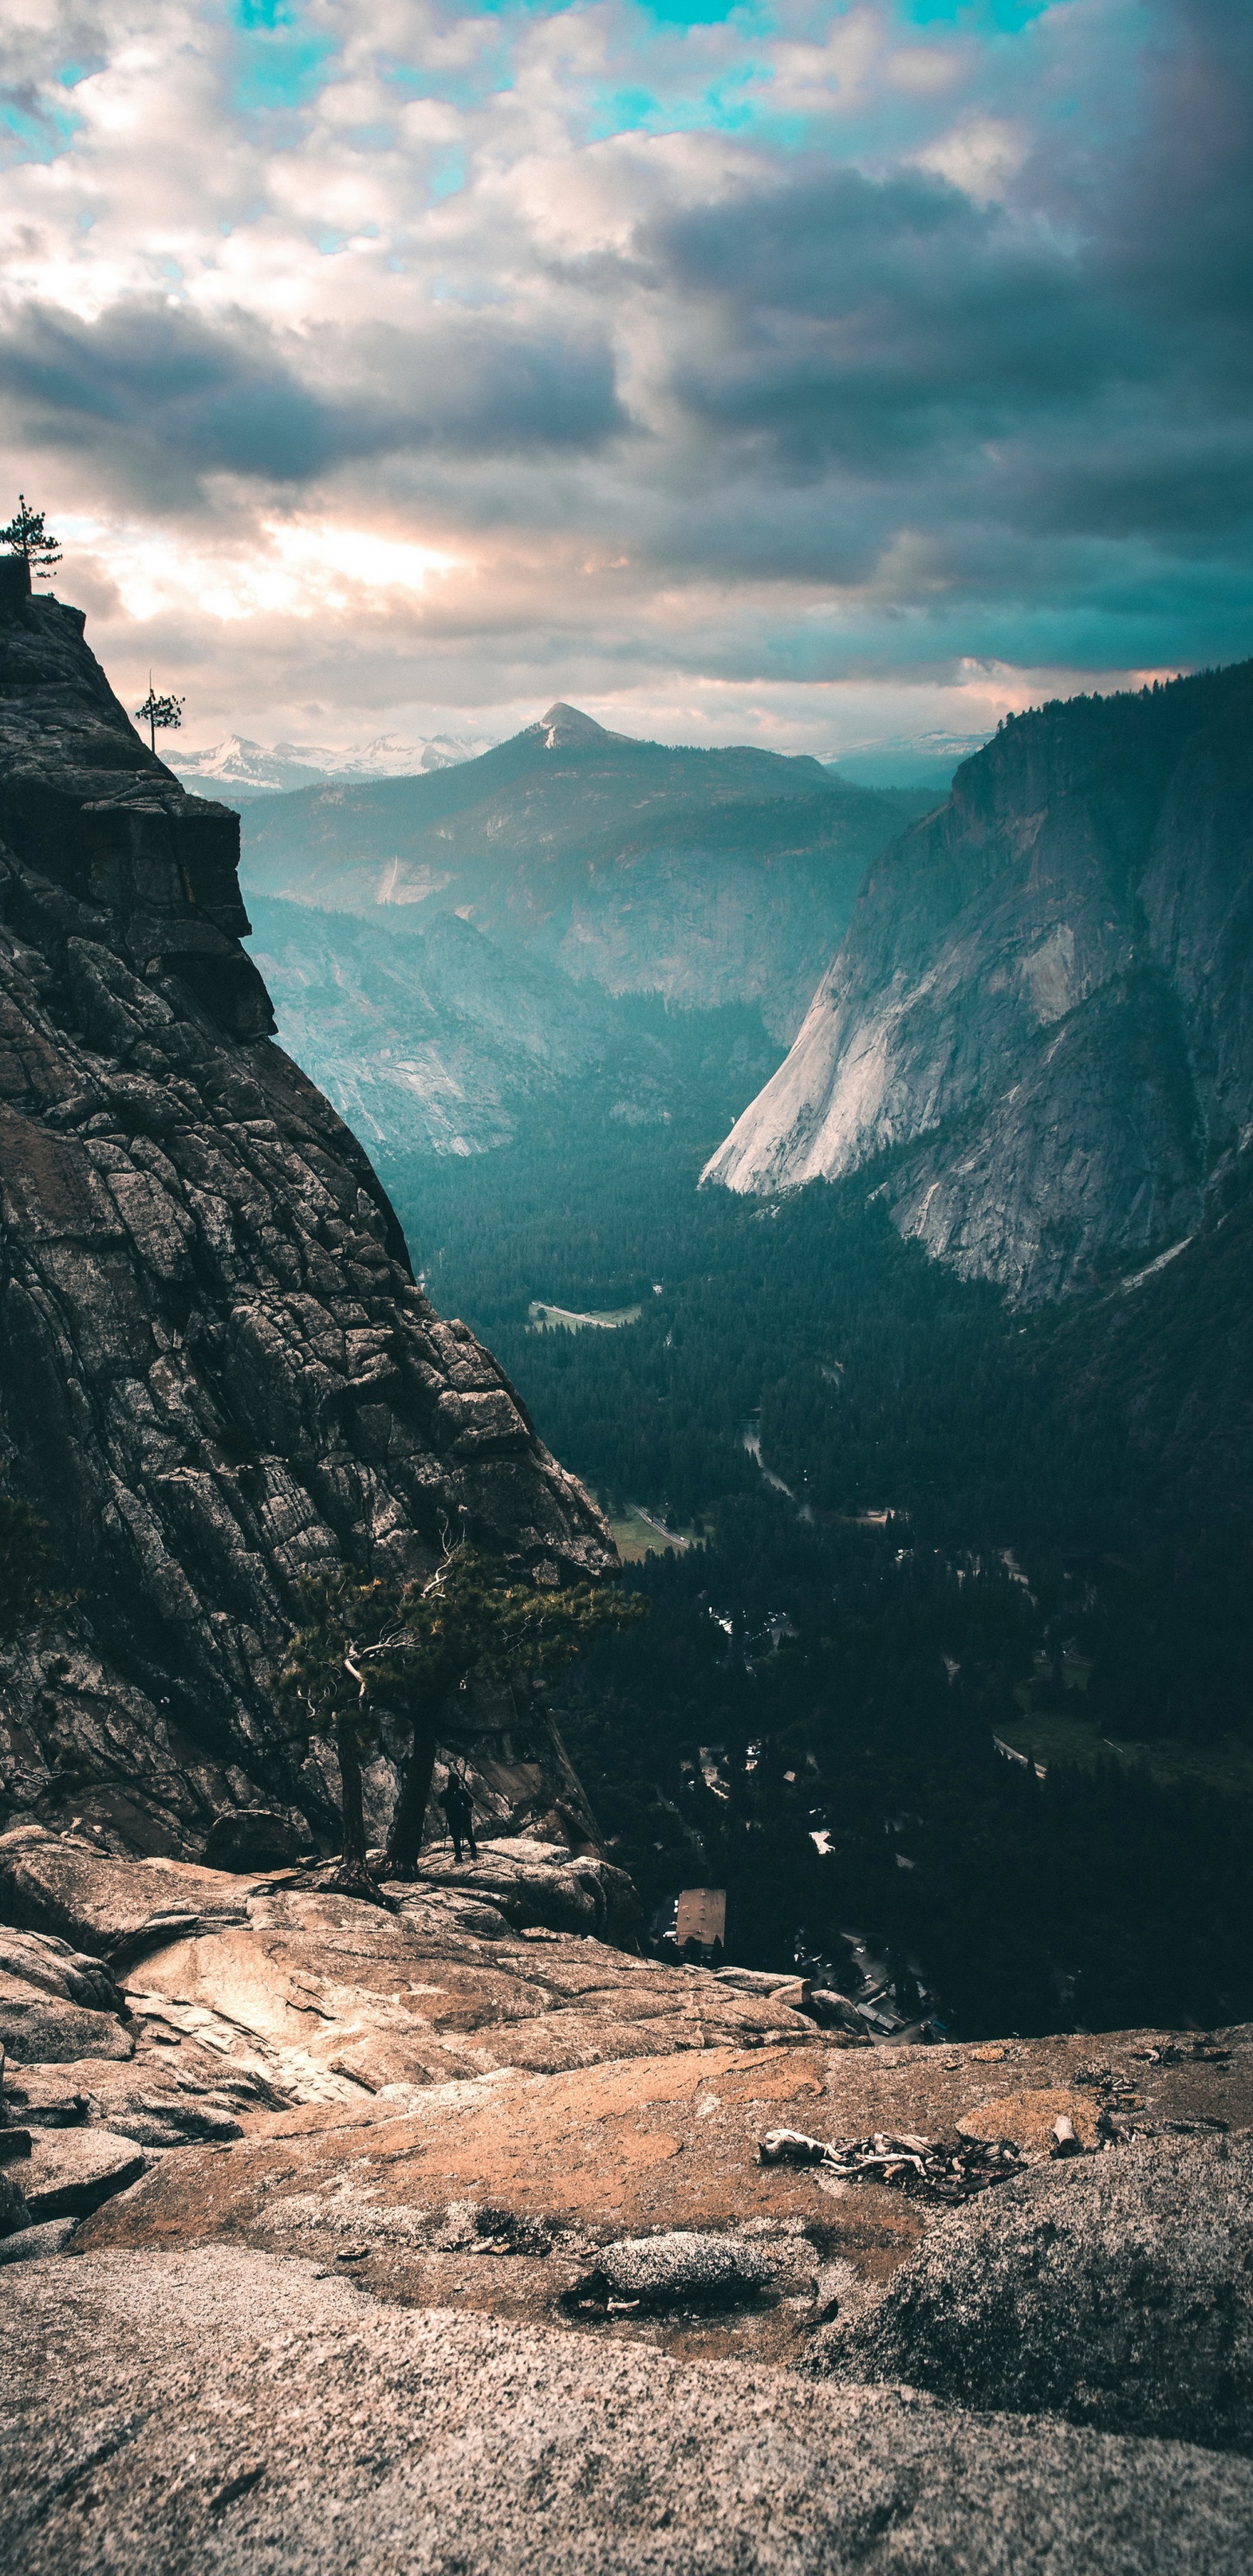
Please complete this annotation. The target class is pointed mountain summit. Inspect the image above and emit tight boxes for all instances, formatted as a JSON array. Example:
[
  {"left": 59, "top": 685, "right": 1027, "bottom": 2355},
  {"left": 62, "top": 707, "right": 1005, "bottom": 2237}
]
[
  {"left": 243, "top": 705, "right": 932, "bottom": 1040},
  {"left": 537, "top": 701, "right": 623, "bottom": 746}
]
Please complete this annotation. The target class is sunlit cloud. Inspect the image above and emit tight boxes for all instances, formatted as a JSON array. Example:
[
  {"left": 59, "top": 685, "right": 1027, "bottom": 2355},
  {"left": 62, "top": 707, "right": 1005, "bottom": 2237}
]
[{"left": 0, "top": 0, "right": 1248, "bottom": 757}]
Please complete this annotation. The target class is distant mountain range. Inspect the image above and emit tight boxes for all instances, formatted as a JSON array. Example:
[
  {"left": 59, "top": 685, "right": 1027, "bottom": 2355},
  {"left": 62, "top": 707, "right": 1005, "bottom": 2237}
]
[
  {"left": 825, "top": 730, "right": 992, "bottom": 791},
  {"left": 705, "top": 661, "right": 1253, "bottom": 1301},
  {"left": 175, "top": 729, "right": 488, "bottom": 800},
  {"left": 248, "top": 896, "right": 781, "bottom": 1158},
  {"left": 240, "top": 701, "right": 935, "bottom": 1043}
]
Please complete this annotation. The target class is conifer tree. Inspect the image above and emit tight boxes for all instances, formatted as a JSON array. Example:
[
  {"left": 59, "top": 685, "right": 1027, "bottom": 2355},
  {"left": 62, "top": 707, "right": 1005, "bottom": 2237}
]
[
  {"left": 0, "top": 495, "right": 62, "bottom": 581},
  {"left": 135, "top": 678, "right": 185, "bottom": 754},
  {"left": 276, "top": 1546, "right": 644, "bottom": 1899}
]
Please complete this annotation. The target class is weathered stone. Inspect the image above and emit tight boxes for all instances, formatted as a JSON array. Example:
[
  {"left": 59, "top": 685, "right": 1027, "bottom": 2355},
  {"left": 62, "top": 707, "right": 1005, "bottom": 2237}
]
[
  {"left": 0, "top": 2214, "right": 77, "bottom": 2264},
  {"left": 0, "top": 582, "right": 614, "bottom": 1859},
  {"left": 7, "top": 2246, "right": 1253, "bottom": 2575},
  {"left": 0, "top": 2063, "right": 93, "bottom": 2126},
  {"left": 811, "top": 2133, "right": 1253, "bottom": 2454},
  {"left": 0, "top": 1922, "right": 123, "bottom": 2009},
  {"left": 0, "top": 1915, "right": 133, "bottom": 2062},
  {"left": 404, "top": 1836, "right": 641, "bottom": 1944},
  {"left": 17, "top": 2123, "right": 145, "bottom": 2221},
  {"left": 580, "top": 2229, "right": 778, "bottom": 2307},
  {"left": 202, "top": 1809, "right": 312, "bottom": 1872},
  {"left": 0, "top": 2164, "right": 30, "bottom": 2237},
  {"left": 0, "top": 1829, "right": 261, "bottom": 1966},
  {"left": 957, "top": 2084, "right": 1105, "bottom": 2153}
]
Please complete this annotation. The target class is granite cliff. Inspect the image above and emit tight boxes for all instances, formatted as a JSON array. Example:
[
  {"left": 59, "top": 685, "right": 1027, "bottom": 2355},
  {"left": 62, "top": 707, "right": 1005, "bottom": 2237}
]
[
  {"left": 0, "top": 561, "right": 614, "bottom": 1862},
  {"left": 704, "top": 663, "right": 1253, "bottom": 1301}
]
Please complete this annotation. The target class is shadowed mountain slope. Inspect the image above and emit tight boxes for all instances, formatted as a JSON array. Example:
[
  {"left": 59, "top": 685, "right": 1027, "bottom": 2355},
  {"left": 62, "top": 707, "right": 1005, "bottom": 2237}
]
[{"left": 240, "top": 702, "right": 933, "bottom": 1043}]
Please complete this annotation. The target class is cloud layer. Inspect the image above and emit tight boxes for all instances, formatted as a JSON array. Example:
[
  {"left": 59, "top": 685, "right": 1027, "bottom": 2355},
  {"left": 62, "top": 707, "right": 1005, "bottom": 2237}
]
[{"left": 1, "top": 0, "right": 1250, "bottom": 753}]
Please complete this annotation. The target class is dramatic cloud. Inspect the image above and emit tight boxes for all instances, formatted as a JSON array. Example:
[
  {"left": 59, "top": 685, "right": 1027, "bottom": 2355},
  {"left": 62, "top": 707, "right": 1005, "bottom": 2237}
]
[{"left": 0, "top": 0, "right": 1249, "bottom": 755}]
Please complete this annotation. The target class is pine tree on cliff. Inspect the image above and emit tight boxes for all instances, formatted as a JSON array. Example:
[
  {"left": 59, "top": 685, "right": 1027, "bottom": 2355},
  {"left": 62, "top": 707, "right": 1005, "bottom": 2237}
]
[
  {"left": 135, "top": 678, "right": 185, "bottom": 755},
  {"left": 0, "top": 495, "right": 62, "bottom": 582},
  {"left": 277, "top": 1547, "right": 644, "bottom": 1900}
]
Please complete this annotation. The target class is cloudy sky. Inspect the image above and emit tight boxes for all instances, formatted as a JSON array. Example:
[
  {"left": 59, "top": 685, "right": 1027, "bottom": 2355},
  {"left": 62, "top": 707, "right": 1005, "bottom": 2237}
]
[{"left": 1, "top": 0, "right": 1250, "bottom": 759}]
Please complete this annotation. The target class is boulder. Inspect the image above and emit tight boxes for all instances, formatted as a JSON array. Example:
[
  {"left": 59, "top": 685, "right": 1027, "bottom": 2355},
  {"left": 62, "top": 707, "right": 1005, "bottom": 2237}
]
[
  {"left": 0, "top": 2216, "right": 77, "bottom": 2264},
  {"left": 0, "top": 2165, "right": 30, "bottom": 2239},
  {"left": 202, "top": 1810, "right": 312, "bottom": 1872},
  {"left": 0, "top": 1828, "right": 261, "bottom": 1965},
  {"left": 579, "top": 2230, "right": 778, "bottom": 2308},
  {"left": 16, "top": 2124, "right": 146, "bottom": 2223},
  {"left": 403, "top": 1838, "right": 641, "bottom": 1945},
  {"left": 811, "top": 2133, "right": 1253, "bottom": 2453},
  {"left": 0, "top": 1920, "right": 132, "bottom": 2063}
]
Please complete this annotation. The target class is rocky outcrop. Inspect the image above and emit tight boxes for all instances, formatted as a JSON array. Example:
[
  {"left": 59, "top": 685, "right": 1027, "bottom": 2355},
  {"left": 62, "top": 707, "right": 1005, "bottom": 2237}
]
[
  {"left": 3, "top": 1839, "right": 1251, "bottom": 2567},
  {"left": 704, "top": 663, "right": 1253, "bottom": 1300},
  {"left": 812, "top": 2133, "right": 1253, "bottom": 2453},
  {"left": 0, "top": 564, "right": 614, "bottom": 1857},
  {"left": 11, "top": 2250, "right": 1253, "bottom": 2576}
]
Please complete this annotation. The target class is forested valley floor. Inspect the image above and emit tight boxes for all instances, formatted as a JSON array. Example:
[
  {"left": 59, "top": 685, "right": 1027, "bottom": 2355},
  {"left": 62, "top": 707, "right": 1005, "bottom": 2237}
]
[{"left": 379, "top": 1000, "right": 1253, "bottom": 2040}]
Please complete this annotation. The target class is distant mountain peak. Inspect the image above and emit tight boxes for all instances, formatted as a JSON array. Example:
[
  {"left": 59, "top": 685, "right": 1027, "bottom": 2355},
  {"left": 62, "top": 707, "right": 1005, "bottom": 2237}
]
[{"left": 539, "top": 702, "right": 628, "bottom": 748}]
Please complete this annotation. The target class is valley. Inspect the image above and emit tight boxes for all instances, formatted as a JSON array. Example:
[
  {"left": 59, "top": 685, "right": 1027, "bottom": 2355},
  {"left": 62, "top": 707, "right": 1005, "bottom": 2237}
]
[
  {"left": 359, "top": 1071, "right": 1252, "bottom": 2043},
  {"left": 221, "top": 663, "right": 1253, "bottom": 2047}
]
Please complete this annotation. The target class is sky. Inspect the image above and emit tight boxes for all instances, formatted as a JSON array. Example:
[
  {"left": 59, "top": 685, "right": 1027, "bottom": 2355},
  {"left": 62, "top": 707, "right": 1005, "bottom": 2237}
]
[{"left": 1, "top": 0, "right": 1250, "bottom": 759}]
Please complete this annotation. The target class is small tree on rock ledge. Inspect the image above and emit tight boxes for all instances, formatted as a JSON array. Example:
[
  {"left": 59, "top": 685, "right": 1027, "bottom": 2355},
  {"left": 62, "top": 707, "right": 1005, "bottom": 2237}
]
[
  {"left": 276, "top": 1546, "right": 644, "bottom": 1902},
  {"left": 0, "top": 494, "right": 62, "bottom": 583},
  {"left": 135, "top": 677, "right": 185, "bottom": 755}
]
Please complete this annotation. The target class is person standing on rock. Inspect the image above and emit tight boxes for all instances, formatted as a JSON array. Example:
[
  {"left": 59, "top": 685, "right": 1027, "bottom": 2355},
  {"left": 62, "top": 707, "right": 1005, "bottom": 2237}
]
[{"left": 439, "top": 1768, "right": 479, "bottom": 1863}]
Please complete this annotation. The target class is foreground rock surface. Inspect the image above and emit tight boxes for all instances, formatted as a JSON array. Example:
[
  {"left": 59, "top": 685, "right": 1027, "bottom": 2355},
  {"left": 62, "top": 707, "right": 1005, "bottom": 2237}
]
[
  {"left": 6, "top": 2245, "right": 1252, "bottom": 2576},
  {"left": 813, "top": 2134, "right": 1253, "bottom": 2453},
  {"left": 0, "top": 567, "right": 613, "bottom": 1858}
]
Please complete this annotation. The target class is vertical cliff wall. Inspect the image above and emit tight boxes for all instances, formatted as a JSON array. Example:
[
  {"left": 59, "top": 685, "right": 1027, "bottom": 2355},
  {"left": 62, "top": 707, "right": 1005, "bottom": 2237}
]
[
  {"left": 704, "top": 663, "right": 1253, "bottom": 1301},
  {"left": 0, "top": 564, "right": 614, "bottom": 1855}
]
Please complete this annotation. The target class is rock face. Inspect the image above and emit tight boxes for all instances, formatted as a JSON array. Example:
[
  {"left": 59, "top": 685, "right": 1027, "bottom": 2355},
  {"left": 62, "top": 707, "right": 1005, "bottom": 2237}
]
[
  {"left": 11, "top": 2250, "right": 1253, "bottom": 2576},
  {"left": 3, "top": 1840, "right": 1251, "bottom": 2567},
  {"left": 0, "top": 564, "right": 613, "bottom": 1856},
  {"left": 245, "top": 898, "right": 781, "bottom": 1163},
  {"left": 240, "top": 701, "right": 933, "bottom": 1044},
  {"left": 704, "top": 663, "right": 1253, "bottom": 1300}
]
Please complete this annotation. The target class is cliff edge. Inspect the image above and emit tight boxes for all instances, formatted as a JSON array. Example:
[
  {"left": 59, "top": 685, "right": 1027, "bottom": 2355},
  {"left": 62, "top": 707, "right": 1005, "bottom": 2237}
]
[{"left": 0, "top": 562, "right": 614, "bottom": 1857}]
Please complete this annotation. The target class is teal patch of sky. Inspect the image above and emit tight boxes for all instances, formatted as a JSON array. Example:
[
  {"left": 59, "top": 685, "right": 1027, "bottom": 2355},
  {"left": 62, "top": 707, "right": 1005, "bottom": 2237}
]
[
  {"left": 583, "top": 67, "right": 766, "bottom": 138},
  {"left": 895, "top": 0, "right": 1056, "bottom": 27},
  {"left": 430, "top": 155, "right": 468, "bottom": 200},
  {"left": 633, "top": 0, "right": 754, "bottom": 22},
  {"left": 230, "top": 0, "right": 338, "bottom": 115},
  {"left": 0, "top": 88, "right": 83, "bottom": 166},
  {"left": 382, "top": 59, "right": 506, "bottom": 116}
]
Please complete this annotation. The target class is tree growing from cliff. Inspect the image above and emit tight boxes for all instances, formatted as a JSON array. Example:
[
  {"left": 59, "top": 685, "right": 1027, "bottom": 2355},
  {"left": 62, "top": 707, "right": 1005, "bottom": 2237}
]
[
  {"left": 135, "top": 679, "right": 185, "bottom": 755},
  {"left": 277, "top": 1546, "right": 645, "bottom": 1900},
  {"left": 0, "top": 495, "right": 62, "bottom": 582}
]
